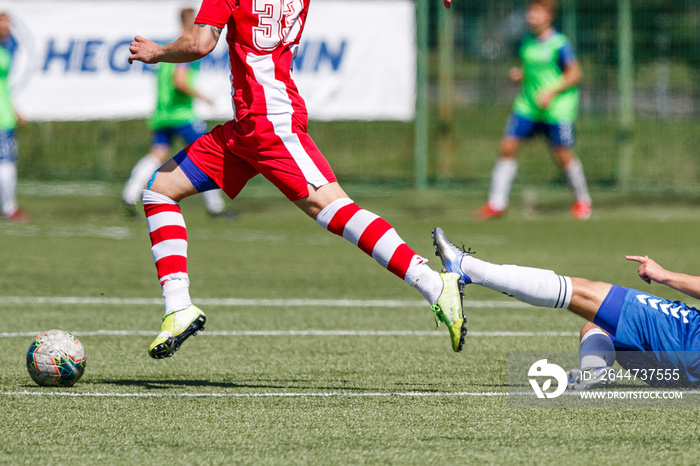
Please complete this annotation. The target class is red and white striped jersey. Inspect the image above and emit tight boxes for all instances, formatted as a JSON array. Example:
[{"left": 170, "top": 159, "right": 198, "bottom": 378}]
[{"left": 196, "top": 0, "right": 309, "bottom": 120}]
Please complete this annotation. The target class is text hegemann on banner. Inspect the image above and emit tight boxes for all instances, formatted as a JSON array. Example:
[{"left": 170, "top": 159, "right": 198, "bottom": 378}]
[{"left": 2, "top": 0, "right": 415, "bottom": 122}]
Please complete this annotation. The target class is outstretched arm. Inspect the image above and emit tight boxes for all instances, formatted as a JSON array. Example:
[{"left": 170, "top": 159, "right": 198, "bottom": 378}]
[
  {"left": 129, "top": 22, "right": 222, "bottom": 65},
  {"left": 173, "top": 66, "right": 214, "bottom": 106},
  {"left": 538, "top": 59, "right": 582, "bottom": 109},
  {"left": 626, "top": 255, "right": 700, "bottom": 300}
]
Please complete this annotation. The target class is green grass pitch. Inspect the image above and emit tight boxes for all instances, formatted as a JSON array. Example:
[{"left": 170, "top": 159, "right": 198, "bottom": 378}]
[{"left": 1, "top": 181, "right": 699, "bottom": 464}]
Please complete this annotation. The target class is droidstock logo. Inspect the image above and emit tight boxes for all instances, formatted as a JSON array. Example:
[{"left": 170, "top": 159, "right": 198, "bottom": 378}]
[{"left": 528, "top": 359, "right": 567, "bottom": 399}]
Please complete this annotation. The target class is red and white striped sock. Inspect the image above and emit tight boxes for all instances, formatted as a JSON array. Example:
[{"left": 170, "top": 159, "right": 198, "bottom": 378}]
[
  {"left": 316, "top": 198, "right": 440, "bottom": 301},
  {"left": 143, "top": 190, "right": 192, "bottom": 313}
]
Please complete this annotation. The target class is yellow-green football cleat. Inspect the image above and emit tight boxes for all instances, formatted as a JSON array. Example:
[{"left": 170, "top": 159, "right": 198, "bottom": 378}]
[
  {"left": 148, "top": 305, "right": 206, "bottom": 359},
  {"left": 431, "top": 272, "right": 467, "bottom": 352}
]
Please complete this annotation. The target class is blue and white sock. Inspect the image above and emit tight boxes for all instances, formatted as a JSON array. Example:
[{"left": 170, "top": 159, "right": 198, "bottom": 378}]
[{"left": 579, "top": 328, "right": 615, "bottom": 369}]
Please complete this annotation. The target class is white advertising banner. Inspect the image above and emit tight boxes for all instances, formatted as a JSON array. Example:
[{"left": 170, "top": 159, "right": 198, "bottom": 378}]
[{"left": 1, "top": 0, "right": 416, "bottom": 121}]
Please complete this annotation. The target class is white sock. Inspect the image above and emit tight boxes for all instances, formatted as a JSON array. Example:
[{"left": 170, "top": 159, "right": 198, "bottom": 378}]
[
  {"left": 466, "top": 259, "right": 572, "bottom": 309},
  {"left": 0, "top": 161, "right": 17, "bottom": 216},
  {"left": 202, "top": 189, "right": 225, "bottom": 215},
  {"left": 579, "top": 328, "right": 615, "bottom": 369},
  {"left": 459, "top": 254, "right": 488, "bottom": 285},
  {"left": 412, "top": 263, "right": 443, "bottom": 305},
  {"left": 564, "top": 158, "right": 591, "bottom": 204},
  {"left": 488, "top": 158, "right": 517, "bottom": 211},
  {"left": 122, "top": 154, "right": 161, "bottom": 205},
  {"left": 162, "top": 278, "right": 192, "bottom": 315}
]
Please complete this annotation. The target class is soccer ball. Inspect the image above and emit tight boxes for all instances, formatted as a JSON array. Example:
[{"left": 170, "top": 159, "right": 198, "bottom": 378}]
[{"left": 26, "top": 329, "right": 86, "bottom": 387}]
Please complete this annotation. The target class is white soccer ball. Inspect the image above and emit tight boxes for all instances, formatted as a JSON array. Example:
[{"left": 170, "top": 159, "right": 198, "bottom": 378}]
[{"left": 26, "top": 329, "right": 86, "bottom": 387}]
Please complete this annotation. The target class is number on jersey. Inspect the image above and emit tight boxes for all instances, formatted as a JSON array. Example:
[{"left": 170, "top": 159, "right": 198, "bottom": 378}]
[{"left": 252, "top": 0, "right": 304, "bottom": 51}]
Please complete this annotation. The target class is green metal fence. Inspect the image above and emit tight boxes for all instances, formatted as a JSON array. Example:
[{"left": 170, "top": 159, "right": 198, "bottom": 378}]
[
  {"left": 424, "top": 0, "right": 700, "bottom": 190},
  {"left": 16, "top": 0, "right": 700, "bottom": 191}
]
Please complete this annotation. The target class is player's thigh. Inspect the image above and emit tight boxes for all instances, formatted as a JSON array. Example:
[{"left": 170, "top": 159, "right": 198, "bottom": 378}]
[
  {"left": 239, "top": 114, "right": 337, "bottom": 203},
  {"left": 568, "top": 277, "right": 612, "bottom": 322},
  {"left": 148, "top": 124, "right": 238, "bottom": 201},
  {"left": 183, "top": 121, "right": 260, "bottom": 200},
  {"left": 148, "top": 158, "right": 199, "bottom": 201}
]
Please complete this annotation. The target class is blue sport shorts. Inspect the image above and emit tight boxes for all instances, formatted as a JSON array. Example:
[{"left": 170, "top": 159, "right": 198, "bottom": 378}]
[
  {"left": 595, "top": 285, "right": 700, "bottom": 387},
  {"left": 152, "top": 121, "right": 208, "bottom": 147},
  {"left": 0, "top": 129, "right": 18, "bottom": 162},
  {"left": 504, "top": 113, "right": 575, "bottom": 147}
]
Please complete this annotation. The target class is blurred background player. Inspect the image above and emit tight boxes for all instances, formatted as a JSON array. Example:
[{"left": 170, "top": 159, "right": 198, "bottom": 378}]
[
  {"left": 475, "top": 0, "right": 592, "bottom": 220},
  {"left": 121, "top": 7, "right": 229, "bottom": 218},
  {"left": 0, "top": 12, "right": 28, "bottom": 223},
  {"left": 433, "top": 227, "right": 700, "bottom": 389}
]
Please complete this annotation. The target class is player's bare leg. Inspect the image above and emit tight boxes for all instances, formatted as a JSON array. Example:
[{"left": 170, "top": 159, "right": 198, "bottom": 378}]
[
  {"left": 298, "top": 183, "right": 467, "bottom": 352},
  {"left": 552, "top": 146, "right": 593, "bottom": 220},
  {"left": 475, "top": 137, "right": 520, "bottom": 221},
  {"left": 143, "top": 159, "right": 206, "bottom": 358},
  {"left": 122, "top": 144, "right": 170, "bottom": 217}
]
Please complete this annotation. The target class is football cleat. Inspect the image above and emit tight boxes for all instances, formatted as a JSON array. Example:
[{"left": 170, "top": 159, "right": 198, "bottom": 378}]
[
  {"left": 571, "top": 200, "right": 593, "bottom": 220},
  {"left": 431, "top": 272, "right": 467, "bottom": 352},
  {"left": 432, "top": 226, "right": 473, "bottom": 284},
  {"left": 566, "top": 366, "right": 616, "bottom": 390},
  {"left": 474, "top": 203, "right": 505, "bottom": 221},
  {"left": 121, "top": 201, "right": 140, "bottom": 218},
  {"left": 207, "top": 208, "right": 239, "bottom": 220},
  {"left": 148, "top": 305, "right": 206, "bottom": 359},
  {"left": 5, "top": 209, "right": 30, "bottom": 223}
]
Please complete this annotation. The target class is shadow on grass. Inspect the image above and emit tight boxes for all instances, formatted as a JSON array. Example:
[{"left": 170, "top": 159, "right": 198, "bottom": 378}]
[
  {"left": 99, "top": 378, "right": 372, "bottom": 391},
  {"left": 101, "top": 379, "right": 269, "bottom": 390}
]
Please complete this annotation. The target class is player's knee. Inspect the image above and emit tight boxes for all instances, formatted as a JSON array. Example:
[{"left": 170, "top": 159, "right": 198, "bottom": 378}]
[
  {"left": 500, "top": 138, "right": 519, "bottom": 158},
  {"left": 499, "top": 139, "right": 519, "bottom": 157},
  {"left": 151, "top": 145, "right": 170, "bottom": 163},
  {"left": 553, "top": 148, "right": 575, "bottom": 166},
  {"left": 580, "top": 321, "right": 606, "bottom": 341},
  {"left": 145, "top": 160, "right": 198, "bottom": 202},
  {"left": 298, "top": 182, "right": 348, "bottom": 219}
]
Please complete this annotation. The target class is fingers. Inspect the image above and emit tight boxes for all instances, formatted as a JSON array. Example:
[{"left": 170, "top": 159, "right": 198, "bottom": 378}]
[
  {"left": 128, "top": 36, "right": 145, "bottom": 64},
  {"left": 626, "top": 255, "right": 654, "bottom": 284}
]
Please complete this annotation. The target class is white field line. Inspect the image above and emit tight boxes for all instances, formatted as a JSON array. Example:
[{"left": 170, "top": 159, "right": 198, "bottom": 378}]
[
  {"left": 0, "top": 330, "right": 578, "bottom": 338},
  {"left": 0, "top": 390, "right": 545, "bottom": 398},
  {"left": 0, "top": 296, "right": 529, "bottom": 308},
  {"left": 3, "top": 390, "right": 699, "bottom": 399},
  {"left": 0, "top": 295, "right": 574, "bottom": 338}
]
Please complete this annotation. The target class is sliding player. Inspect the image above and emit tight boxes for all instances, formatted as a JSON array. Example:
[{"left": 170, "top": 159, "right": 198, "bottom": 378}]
[
  {"left": 432, "top": 226, "right": 700, "bottom": 388},
  {"left": 128, "top": 0, "right": 465, "bottom": 359}
]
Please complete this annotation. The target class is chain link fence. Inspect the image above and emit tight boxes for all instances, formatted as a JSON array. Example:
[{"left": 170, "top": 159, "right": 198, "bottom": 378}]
[{"left": 15, "top": 0, "right": 700, "bottom": 190}]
